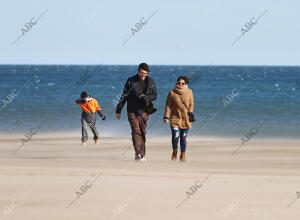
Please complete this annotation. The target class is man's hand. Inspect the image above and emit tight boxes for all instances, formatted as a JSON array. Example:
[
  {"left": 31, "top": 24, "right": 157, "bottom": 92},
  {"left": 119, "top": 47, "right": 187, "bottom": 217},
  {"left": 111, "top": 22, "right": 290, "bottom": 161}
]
[
  {"left": 164, "top": 119, "right": 169, "bottom": 123},
  {"left": 116, "top": 113, "right": 121, "bottom": 120},
  {"left": 139, "top": 94, "right": 145, "bottom": 99},
  {"left": 102, "top": 116, "right": 106, "bottom": 120}
]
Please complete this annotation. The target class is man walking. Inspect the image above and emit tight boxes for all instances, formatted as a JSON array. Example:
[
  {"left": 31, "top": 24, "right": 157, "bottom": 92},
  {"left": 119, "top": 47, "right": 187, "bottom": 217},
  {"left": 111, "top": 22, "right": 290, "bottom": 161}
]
[
  {"left": 76, "top": 91, "right": 106, "bottom": 146},
  {"left": 116, "top": 63, "right": 157, "bottom": 161}
]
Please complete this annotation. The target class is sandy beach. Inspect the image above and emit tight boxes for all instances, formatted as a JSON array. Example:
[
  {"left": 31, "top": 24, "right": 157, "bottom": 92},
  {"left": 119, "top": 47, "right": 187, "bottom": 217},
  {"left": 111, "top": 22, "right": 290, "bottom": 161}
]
[{"left": 0, "top": 135, "right": 300, "bottom": 220}]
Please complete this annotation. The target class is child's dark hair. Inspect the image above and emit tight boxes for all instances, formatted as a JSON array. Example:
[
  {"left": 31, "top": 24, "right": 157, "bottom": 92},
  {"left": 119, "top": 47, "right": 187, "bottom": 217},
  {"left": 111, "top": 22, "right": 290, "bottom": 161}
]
[
  {"left": 177, "top": 76, "right": 189, "bottom": 84},
  {"left": 80, "top": 91, "right": 89, "bottom": 98}
]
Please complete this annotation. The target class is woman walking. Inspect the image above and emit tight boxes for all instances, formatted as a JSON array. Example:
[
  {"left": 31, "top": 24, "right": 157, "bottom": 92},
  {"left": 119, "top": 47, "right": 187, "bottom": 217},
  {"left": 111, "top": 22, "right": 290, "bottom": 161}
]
[{"left": 164, "top": 76, "right": 194, "bottom": 161}]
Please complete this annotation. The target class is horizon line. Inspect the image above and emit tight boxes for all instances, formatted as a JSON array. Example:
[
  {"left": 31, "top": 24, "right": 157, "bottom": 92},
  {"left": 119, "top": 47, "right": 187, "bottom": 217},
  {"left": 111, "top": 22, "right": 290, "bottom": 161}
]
[{"left": 0, "top": 64, "right": 299, "bottom": 67}]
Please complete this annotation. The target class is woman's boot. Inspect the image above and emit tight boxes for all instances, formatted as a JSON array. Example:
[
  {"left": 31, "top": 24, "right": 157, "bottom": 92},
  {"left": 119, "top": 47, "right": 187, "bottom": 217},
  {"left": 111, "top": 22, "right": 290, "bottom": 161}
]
[
  {"left": 180, "top": 152, "right": 186, "bottom": 161},
  {"left": 172, "top": 150, "right": 177, "bottom": 161}
]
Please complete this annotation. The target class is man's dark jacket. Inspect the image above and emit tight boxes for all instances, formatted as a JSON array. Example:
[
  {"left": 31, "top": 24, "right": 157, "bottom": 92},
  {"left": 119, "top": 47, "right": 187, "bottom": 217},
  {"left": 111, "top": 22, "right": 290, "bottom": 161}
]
[{"left": 116, "top": 74, "right": 157, "bottom": 115}]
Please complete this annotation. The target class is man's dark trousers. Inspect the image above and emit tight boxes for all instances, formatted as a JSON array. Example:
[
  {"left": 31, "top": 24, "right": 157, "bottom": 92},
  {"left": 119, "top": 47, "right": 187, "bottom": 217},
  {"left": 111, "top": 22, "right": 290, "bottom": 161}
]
[{"left": 128, "top": 112, "right": 148, "bottom": 157}]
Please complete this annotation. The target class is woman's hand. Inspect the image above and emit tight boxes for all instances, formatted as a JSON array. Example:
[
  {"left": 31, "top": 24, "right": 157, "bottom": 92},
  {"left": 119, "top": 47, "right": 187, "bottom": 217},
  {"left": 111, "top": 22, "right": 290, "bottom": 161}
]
[{"left": 164, "top": 119, "right": 169, "bottom": 123}]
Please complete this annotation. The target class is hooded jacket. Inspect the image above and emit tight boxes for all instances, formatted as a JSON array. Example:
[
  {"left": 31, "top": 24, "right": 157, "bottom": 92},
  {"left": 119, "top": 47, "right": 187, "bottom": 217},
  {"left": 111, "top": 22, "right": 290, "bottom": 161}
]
[{"left": 76, "top": 97, "right": 104, "bottom": 123}]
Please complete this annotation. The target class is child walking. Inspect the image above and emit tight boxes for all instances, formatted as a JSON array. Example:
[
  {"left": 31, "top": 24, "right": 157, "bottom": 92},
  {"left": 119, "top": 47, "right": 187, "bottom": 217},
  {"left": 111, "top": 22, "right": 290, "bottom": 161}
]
[{"left": 75, "top": 91, "right": 106, "bottom": 146}]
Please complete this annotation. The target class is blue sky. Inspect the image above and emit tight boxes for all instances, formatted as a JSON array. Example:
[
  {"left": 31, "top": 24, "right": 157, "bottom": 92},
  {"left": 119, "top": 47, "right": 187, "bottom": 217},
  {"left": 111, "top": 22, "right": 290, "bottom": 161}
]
[{"left": 1, "top": 0, "right": 299, "bottom": 65}]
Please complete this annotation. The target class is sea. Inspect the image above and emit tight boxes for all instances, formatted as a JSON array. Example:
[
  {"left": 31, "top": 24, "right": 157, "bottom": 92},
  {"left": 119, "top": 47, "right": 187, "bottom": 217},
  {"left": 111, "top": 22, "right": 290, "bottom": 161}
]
[{"left": 0, "top": 65, "right": 299, "bottom": 139}]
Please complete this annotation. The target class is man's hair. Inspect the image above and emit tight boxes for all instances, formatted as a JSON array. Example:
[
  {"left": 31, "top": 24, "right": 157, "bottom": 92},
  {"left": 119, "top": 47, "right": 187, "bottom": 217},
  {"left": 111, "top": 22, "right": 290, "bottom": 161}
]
[
  {"left": 177, "top": 76, "right": 190, "bottom": 84},
  {"left": 80, "top": 91, "right": 89, "bottom": 98},
  {"left": 138, "top": 63, "right": 151, "bottom": 72}
]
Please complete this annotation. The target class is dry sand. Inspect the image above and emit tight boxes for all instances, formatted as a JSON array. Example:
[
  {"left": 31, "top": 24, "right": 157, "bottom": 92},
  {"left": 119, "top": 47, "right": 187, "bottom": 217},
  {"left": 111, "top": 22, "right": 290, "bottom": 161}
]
[{"left": 0, "top": 135, "right": 300, "bottom": 220}]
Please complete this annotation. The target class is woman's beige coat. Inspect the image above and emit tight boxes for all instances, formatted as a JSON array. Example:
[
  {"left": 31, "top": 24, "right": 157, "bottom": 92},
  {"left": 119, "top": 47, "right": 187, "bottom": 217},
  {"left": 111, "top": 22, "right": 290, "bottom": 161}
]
[{"left": 164, "top": 88, "right": 194, "bottom": 129}]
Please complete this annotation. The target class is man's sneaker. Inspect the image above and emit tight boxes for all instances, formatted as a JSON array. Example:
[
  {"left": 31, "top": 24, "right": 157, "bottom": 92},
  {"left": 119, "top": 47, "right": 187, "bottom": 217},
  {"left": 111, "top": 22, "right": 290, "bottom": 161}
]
[
  {"left": 95, "top": 139, "right": 100, "bottom": 145},
  {"left": 139, "top": 157, "right": 146, "bottom": 162},
  {"left": 135, "top": 154, "right": 141, "bottom": 161},
  {"left": 135, "top": 154, "right": 146, "bottom": 161},
  {"left": 82, "top": 141, "right": 87, "bottom": 146}
]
